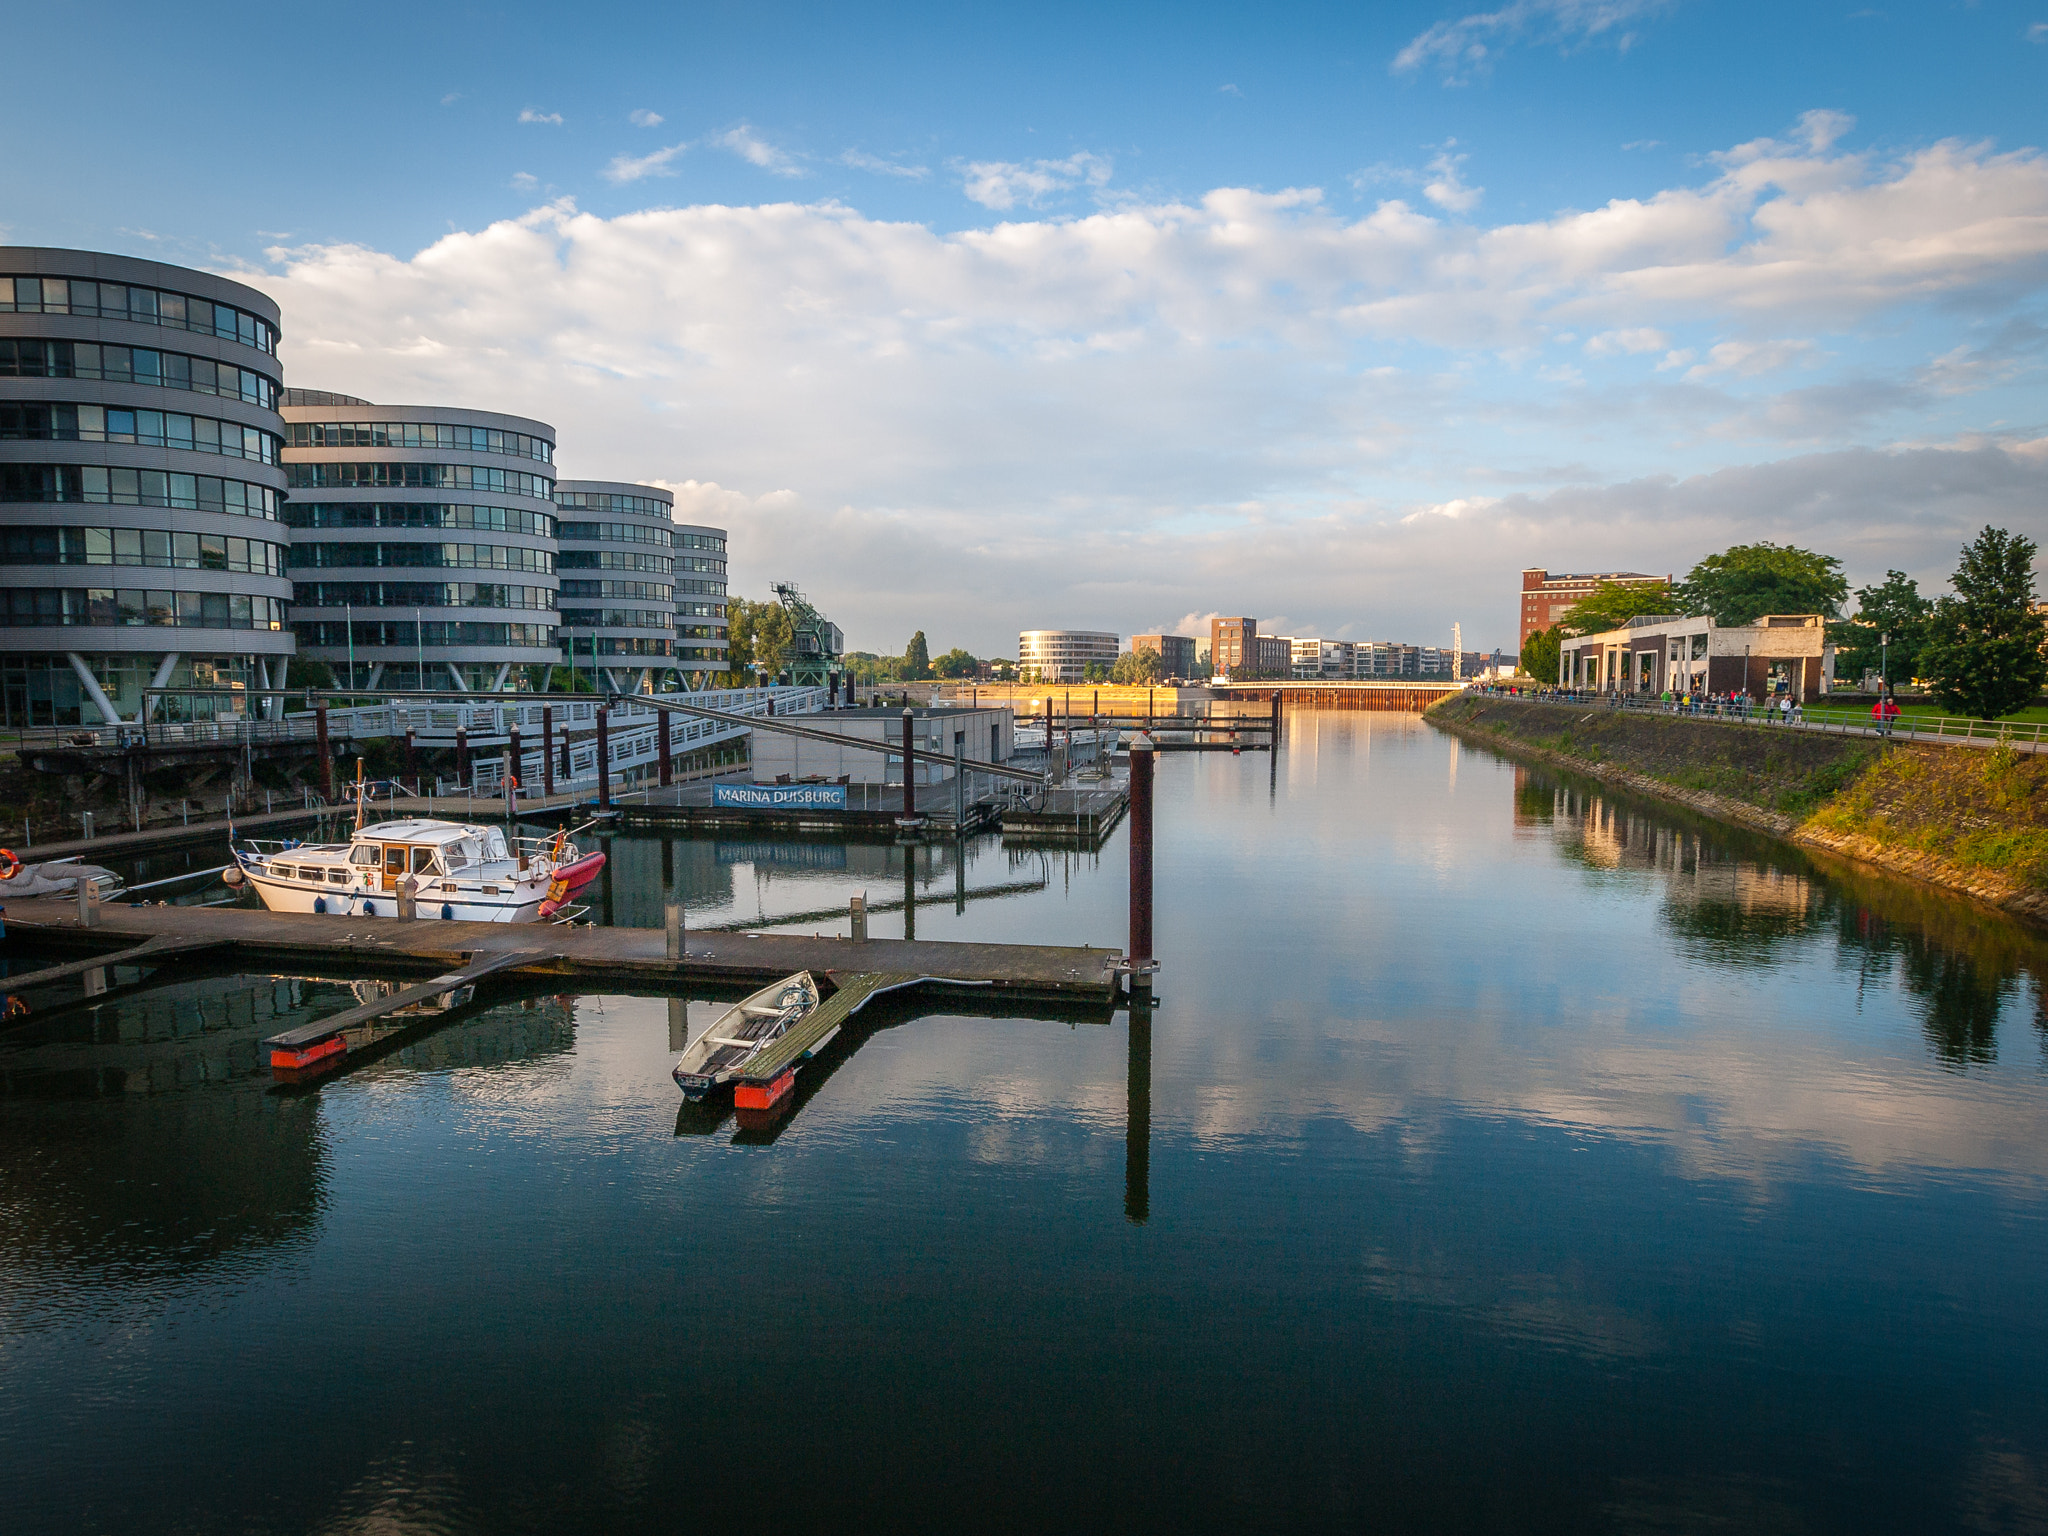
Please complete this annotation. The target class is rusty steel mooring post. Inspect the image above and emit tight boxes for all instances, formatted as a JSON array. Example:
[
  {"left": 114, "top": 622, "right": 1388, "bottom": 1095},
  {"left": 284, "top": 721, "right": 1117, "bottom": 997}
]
[
  {"left": 596, "top": 706, "right": 612, "bottom": 811},
  {"left": 901, "top": 708, "right": 917, "bottom": 822},
  {"left": 659, "top": 707, "right": 673, "bottom": 787},
  {"left": 541, "top": 706, "right": 555, "bottom": 797},
  {"left": 1128, "top": 731, "right": 1155, "bottom": 977},
  {"left": 315, "top": 705, "right": 333, "bottom": 801}
]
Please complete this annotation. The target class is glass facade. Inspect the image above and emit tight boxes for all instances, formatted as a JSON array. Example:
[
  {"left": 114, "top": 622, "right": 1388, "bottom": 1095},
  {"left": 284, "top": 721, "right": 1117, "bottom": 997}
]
[
  {"left": 281, "top": 399, "right": 560, "bottom": 689},
  {"left": 0, "top": 248, "right": 293, "bottom": 723}
]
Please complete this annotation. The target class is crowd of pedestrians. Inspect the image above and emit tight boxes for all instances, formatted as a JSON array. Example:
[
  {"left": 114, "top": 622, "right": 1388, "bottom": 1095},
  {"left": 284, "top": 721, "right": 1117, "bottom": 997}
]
[{"left": 1474, "top": 678, "right": 1915, "bottom": 740}]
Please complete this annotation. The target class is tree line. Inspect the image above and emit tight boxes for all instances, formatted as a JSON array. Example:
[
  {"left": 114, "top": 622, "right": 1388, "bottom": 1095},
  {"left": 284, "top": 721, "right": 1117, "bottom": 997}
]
[{"left": 1519, "top": 526, "right": 2047, "bottom": 719}]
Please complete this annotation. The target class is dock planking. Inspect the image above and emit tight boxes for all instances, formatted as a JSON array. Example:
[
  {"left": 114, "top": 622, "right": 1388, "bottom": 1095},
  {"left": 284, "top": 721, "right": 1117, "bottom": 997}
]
[
  {"left": 264, "top": 949, "right": 543, "bottom": 1071},
  {"left": 0, "top": 899, "right": 1122, "bottom": 1001},
  {"left": 733, "top": 971, "right": 991, "bottom": 1086}
]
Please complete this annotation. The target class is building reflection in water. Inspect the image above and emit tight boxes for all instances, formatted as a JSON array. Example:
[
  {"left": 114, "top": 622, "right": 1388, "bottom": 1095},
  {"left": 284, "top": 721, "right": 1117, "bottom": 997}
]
[{"left": 1513, "top": 765, "right": 2048, "bottom": 1072}]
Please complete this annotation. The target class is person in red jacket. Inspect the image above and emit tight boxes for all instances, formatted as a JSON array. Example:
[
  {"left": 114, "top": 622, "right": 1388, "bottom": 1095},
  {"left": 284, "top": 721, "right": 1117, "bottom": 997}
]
[{"left": 1872, "top": 692, "right": 1901, "bottom": 737}]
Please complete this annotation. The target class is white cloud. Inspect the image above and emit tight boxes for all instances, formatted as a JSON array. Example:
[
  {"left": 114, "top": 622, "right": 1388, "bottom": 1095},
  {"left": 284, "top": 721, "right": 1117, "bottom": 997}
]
[
  {"left": 510, "top": 172, "right": 540, "bottom": 192},
  {"left": 630, "top": 109, "right": 664, "bottom": 128},
  {"left": 440, "top": 92, "right": 462, "bottom": 107},
  {"left": 840, "top": 149, "right": 930, "bottom": 180},
  {"left": 242, "top": 119, "right": 2048, "bottom": 654},
  {"left": 603, "top": 142, "right": 689, "bottom": 184},
  {"left": 1683, "top": 338, "right": 1816, "bottom": 379},
  {"left": 1422, "top": 148, "right": 1484, "bottom": 213},
  {"left": 712, "top": 124, "right": 805, "bottom": 177},
  {"left": 1584, "top": 326, "right": 1669, "bottom": 356},
  {"left": 1393, "top": 0, "right": 1675, "bottom": 82},
  {"left": 518, "top": 108, "right": 563, "bottom": 126},
  {"left": 1220, "top": 83, "right": 1243, "bottom": 96},
  {"left": 2029, "top": 21, "right": 2048, "bottom": 42},
  {"left": 958, "top": 152, "right": 1112, "bottom": 210}
]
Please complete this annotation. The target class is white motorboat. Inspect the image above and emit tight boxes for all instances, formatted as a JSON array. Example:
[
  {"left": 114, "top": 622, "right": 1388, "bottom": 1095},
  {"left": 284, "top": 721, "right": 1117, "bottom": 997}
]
[{"left": 231, "top": 818, "right": 603, "bottom": 923}]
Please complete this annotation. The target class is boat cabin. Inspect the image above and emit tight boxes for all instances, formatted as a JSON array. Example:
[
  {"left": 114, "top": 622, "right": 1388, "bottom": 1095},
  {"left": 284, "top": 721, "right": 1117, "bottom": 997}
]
[{"left": 353, "top": 820, "right": 516, "bottom": 891}]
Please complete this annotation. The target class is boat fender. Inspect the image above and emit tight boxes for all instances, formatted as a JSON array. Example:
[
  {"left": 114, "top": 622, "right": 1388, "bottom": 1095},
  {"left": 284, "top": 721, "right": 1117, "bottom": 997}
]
[
  {"left": 313, "top": 896, "right": 326, "bottom": 914},
  {"left": 221, "top": 865, "right": 246, "bottom": 887},
  {"left": 363, "top": 901, "right": 376, "bottom": 917},
  {"left": 441, "top": 904, "right": 454, "bottom": 921}
]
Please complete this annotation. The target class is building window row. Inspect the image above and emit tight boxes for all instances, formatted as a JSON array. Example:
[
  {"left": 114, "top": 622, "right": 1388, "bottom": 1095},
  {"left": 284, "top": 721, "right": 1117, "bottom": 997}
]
[
  {"left": 564, "top": 636, "right": 673, "bottom": 657},
  {"left": 556, "top": 519, "right": 673, "bottom": 547},
  {"left": 1, "top": 403, "right": 280, "bottom": 464},
  {"left": 0, "top": 526, "right": 285, "bottom": 575},
  {"left": 674, "top": 554, "right": 725, "bottom": 575},
  {"left": 557, "top": 607, "right": 673, "bottom": 629},
  {"left": 676, "top": 623, "right": 719, "bottom": 639},
  {"left": 288, "top": 542, "right": 554, "bottom": 573},
  {"left": 0, "top": 588, "right": 286, "bottom": 630},
  {"left": 292, "top": 620, "right": 556, "bottom": 648},
  {"left": 556, "top": 549, "right": 670, "bottom": 574},
  {"left": 285, "top": 421, "right": 552, "bottom": 463},
  {"left": 0, "top": 464, "right": 280, "bottom": 519},
  {"left": 282, "top": 501, "right": 554, "bottom": 537},
  {"left": 286, "top": 461, "right": 554, "bottom": 499},
  {"left": 676, "top": 599, "right": 725, "bottom": 618},
  {"left": 674, "top": 531, "right": 725, "bottom": 552},
  {"left": 0, "top": 340, "right": 281, "bottom": 409},
  {"left": 291, "top": 581, "right": 556, "bottom": 611},
  {"left": 555, "top": 491, "right": 669, "bottom": 516},
  {"left": 674, "top": 578, "right": 727, "bottom": 597},
  {"left": 559, "top": 578, "right": 672, "bottom": 601},
  {"left": 0, "top": 276, "right": 277, "bottom": 355},
  {"left": 676, "top": 644, "right": 726, "bottom": 662}
]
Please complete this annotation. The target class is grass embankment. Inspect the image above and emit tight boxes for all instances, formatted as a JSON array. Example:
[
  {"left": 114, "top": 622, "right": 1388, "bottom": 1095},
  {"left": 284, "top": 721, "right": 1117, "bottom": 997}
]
[{"left": 1429, "top": 696, "right": 2048, "bottom": 922}]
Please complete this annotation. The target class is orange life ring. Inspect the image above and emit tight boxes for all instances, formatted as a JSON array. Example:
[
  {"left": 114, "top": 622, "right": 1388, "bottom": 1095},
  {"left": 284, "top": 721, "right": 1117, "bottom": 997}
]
[{"left": 0, "top": 849, "right": 22, "bottom": 880}]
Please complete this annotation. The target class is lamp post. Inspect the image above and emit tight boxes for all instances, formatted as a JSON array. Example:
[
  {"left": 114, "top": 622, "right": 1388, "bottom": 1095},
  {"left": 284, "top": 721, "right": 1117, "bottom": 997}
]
[{"left": 345, "top": 601, "right": 355, "bottom": 692}]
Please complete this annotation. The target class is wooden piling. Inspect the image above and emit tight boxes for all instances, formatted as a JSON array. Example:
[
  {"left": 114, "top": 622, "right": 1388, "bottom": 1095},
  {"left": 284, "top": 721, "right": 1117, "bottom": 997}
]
[
  {"left": 315, "top": 705, "right": 332, "bottom": 800},
  {"left": 596, "top": 706, "right": 612, "bottom": 811},
  {"left": 541, "top": 707, "right": 555, "bottom": 797}
]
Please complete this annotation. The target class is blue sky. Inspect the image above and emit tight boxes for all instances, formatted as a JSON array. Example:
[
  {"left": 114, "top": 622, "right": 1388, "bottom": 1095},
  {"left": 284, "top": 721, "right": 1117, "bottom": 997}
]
[{"left": 5, "top": 0, "right": 2046, "bottom": 654}]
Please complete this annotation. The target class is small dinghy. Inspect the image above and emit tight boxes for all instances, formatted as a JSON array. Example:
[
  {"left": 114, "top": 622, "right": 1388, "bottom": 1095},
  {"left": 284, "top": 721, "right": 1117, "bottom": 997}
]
[{"left": 671, "top": 972, "right": 820, "bottom": 1100}]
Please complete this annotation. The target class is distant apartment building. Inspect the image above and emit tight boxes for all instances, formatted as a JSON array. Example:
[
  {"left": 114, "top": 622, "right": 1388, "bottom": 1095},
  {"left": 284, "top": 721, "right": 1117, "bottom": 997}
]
[
  {"left": 1019, "top": 628, "right": 1118, "bottom": 683},
  {"left": 1520, "top": 568, "right": 1670, "bottom": 647},
  {"left": 1254, "top": 635, "right": 1291, "bottom": 678},
  {"left": 1355, "top": 642, "right": 1419, "bottom": 678},
  {"left": 1210, "top": 616, "right": 1256, "bottom": 678},
  {"left": 1129, "top": 632, "right": 1198, "bottom": 678},
  {"left": 1290, "top": 638, "right": 1353, "bottom": 679}
]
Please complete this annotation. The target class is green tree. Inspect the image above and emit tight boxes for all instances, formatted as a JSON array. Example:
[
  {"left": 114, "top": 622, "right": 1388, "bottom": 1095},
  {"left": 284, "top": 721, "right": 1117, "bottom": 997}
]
[
  {"left": 1112, "top": 646, "right": 1168, "bottom": 684},
  {"left": 1083, "top": 660, "right": 1112, "bottom": 683},
  {"left": 931, "top": 647, "right": 978, "bottom": 679},
  {"left": 723, "top": 596, "right": 758, "bottom": 682},
  {"left": 1830, "top": 570, "right": 1933, "bottom": 688},
  {"left": 1677, "top": 542, "right": 1848, "bottom": 626},
  {"left": 1557, "top": 580, "right": 1675, "bottom": 635},
  {"left": 754, "top": 603, "right": 794, "bottom": 680},
  {"left": 1519, "top": 625, "right": 1562, "bottom": 683},
  {"left": 285, "top": 654, "right": 337, "bottom": 691},
  {"left": 1918, "top": 526, "right": 2048, "bottom": 719},
  {"left": 903, "top": 630, "right": 932, "bottom": 680}
]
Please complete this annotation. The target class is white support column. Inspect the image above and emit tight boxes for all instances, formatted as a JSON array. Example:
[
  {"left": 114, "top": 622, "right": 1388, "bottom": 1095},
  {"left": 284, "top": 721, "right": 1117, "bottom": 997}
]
[
  {"left": 489, "top": 662, "right": 512, "bottom": 692},
  {"left": 366, "top": 662, "right": 385, "bottom": 689},
  {"left": 64, "top": 653, "right": 122, "bottom": 728},
  {"left": 448, "top": 663, "right": 469, "bottom": 692},
  {"left": 141, "top": 651, "right": 181, "bottom": 722}
]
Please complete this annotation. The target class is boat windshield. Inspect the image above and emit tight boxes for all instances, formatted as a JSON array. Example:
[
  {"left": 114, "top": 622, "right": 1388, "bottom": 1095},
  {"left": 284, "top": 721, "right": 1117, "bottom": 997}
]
[
  {"left": 350, "top": 845, "right": 380, "bottom": 866},
  {"left": 447, "top": 838, "right": 480, "bottom": 870},
  {"left": 481, "top": 829, "right": 509, "bottom": 861}
]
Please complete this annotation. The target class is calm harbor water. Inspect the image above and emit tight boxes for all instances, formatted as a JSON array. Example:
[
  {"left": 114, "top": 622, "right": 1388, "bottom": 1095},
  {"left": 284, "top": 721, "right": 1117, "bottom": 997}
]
[{"left": 4, "top": 709, "right": 2047, "bottom": 1534}]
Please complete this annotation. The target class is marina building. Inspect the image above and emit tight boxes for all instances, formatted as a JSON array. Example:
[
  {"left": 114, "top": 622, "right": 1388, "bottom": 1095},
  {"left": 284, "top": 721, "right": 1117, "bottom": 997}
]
[
  {"left": 0, "top": 248, "right": 294, "bottom": 726},
  {"left": 1520, "top": 567, "right": 1670, "bottom": 647},
  {"left": 746, "top": 705, "right": 1012, "bottom": 786},
  {"left": 1019, "top": 629, "right": 1118, "bottom": 683},
  {"left": 1210, "top": 617, "right": 1256, "bottom": 679},
  {"left": 282, "top": 394, "right": 558, "bottom": 692},
  {"left": 1128, "top": 632, "right": 1198, "bottom": 679},
  {"left": 1559, "top": 613, "right": 1834, "bottom": 700},
  {"left": 553, "top": 479, "right": 676, "bottom": 693}
]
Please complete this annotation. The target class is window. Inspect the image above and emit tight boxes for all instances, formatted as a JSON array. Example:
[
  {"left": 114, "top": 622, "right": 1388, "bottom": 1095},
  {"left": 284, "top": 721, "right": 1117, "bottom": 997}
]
[
  {"left": 555, "top": 491, "right": 669, "bottom": 515},
  {"left": 0, "top": 403, "right": 281, "bottom": 464},
  {"left": 0, "top": 587, "right": 283, "bottom": 629},
  {"left": 0, "top": 340, "right": 282, "bottom": 408},
  {"left": 0, "top": 276, "right": 277, "bottom": 354},
  {"left": 286, "top": 421, "right": 552, "bottom": 463},
  {"left": 0, "top": 464, "right": 279, "bottom": 519},
  {"left": 283, "top": 501, "right": 554, "bottom": 537},
  {"left": 288, "top": 543, "right": 554, "bottom": 574},
  {"left": 286, "top": 462, "right": 553, "bottom": 498}
]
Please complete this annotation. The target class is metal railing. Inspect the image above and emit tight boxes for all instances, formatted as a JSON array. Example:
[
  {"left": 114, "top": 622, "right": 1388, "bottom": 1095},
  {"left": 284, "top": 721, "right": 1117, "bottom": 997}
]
[{"left": 1496, "top": 686, "right": 2048, "bottom": 750}]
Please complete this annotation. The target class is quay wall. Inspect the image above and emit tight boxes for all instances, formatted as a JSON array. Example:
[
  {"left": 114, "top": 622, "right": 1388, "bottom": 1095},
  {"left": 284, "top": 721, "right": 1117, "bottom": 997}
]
[{"left": 1428, "top": 695, "right": 2048, "bottom": 929}]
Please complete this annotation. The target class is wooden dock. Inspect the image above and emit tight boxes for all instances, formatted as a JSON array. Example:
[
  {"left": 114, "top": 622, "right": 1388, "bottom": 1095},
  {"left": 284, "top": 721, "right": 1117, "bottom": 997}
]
[
  {"left": 0, "top": 899, "right": 1123, "bottom": 1003},
  {"left": 263, "top": 949, "right": 542, "bottom": 1071},
  {"left": 734, "top": 971, "right": 985, "bottom": 1089}
]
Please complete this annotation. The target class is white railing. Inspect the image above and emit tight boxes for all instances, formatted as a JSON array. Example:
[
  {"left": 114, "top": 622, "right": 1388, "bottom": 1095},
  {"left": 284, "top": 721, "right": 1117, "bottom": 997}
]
[{"left": 290, "top": 685, "right": 825, "bottom": 747}]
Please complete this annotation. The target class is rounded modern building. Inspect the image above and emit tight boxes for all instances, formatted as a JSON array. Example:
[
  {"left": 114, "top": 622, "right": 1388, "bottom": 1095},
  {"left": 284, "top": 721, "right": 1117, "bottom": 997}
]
[
  {"left": 671, "top": 521, "right": 729, "bottom": 686},
  {"left": 553, "top": 480, "right": 676, "bottom": 693},
  {"left": 0, "top": 248, "right": 293, "bottom": 726},
  {"left": 1019, "top": 629, "right": 1119, "bottom": 684},
  {"left": 281, "top": 394, "right": 558, "bottom": 692}
]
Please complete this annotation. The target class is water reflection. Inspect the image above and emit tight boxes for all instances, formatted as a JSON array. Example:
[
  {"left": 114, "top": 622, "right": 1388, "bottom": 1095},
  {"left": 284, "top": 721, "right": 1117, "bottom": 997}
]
[{"left": 1511, "top": 764, "right": 2048, "bottom": 1072}]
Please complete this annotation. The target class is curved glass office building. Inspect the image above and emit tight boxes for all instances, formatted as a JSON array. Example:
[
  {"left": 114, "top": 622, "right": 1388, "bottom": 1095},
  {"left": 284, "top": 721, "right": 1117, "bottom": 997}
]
[
  {"left": 671, "top": 520, "right": 730, "bottom": 685},
  {"left": 553, "top": 480, "right": 676, "bottom": 693},
  {"left": 0, "top": 249, "right": 293, "bottom": 726},
  {"left": 281, "top": 394, "right": 558, "bottom": 691}
]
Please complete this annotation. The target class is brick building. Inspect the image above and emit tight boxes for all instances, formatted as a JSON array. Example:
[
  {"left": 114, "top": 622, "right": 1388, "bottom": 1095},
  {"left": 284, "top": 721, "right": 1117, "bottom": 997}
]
[{"left": 1520, "top": 568, "right": 1670, "bottom": 647}]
